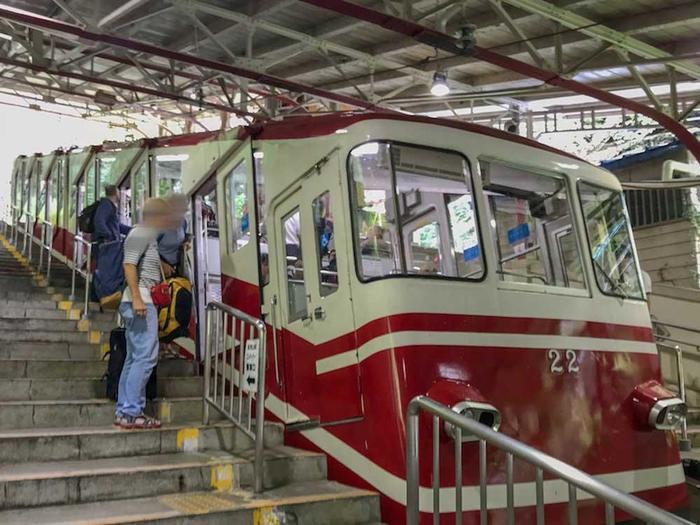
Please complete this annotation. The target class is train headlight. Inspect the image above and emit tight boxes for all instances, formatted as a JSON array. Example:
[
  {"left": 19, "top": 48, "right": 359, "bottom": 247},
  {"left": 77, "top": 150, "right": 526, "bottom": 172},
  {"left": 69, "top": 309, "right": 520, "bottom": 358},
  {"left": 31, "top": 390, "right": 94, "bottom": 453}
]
[
  {"left": 631, "top": 380, "right": 687, "bottom": 431},
  {"left": 445, "top": 400, "right": 501, "bottom": 442},
  {"left": 648, "top": 398, "right": 687, "bottom": 430}
]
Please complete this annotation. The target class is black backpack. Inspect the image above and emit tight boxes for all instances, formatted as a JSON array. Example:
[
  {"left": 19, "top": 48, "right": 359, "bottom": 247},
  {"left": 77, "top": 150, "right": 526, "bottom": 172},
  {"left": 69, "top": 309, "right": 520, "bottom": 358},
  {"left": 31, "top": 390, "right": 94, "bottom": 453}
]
[
  {"left": 78, "top": 201, "right": 100, "bottom": 234},
  {"left": 105, "top": 327, "right": 157, "bottom": 401}
]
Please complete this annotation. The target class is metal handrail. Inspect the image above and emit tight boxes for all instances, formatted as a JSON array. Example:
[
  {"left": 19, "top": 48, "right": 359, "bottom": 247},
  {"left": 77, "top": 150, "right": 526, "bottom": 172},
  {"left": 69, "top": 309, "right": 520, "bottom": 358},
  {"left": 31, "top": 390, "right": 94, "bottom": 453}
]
[
  {"left": 22, "top": 212, "right": 34, "bottom": 260},
  {"left": 406, "top": 395, "right": 692, "bottom": 525},
  {"left": 10, "top": 205, "right": 21, "bottom": 246},
  {"left": 657, "top": 341, "right": 692, "bottom": 451},
  {"left": 37, "top": 219, "right": 54, "bottom": 284},
  {"left": 70, "top": 235, "right": 94, "bottom": 319},
  {"left": 202, "top": 300, "right": 267, "bottom": 493}
]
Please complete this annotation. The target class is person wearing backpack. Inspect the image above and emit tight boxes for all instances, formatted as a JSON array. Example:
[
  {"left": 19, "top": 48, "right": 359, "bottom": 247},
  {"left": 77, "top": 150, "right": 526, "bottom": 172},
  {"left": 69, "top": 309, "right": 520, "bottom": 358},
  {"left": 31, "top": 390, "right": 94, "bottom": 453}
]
[
  {"left": 93, "top": 185, "right": 131, "bottom": 309},
  {"left": 114, "top": 198, "right": 171, "bottom": 430}
]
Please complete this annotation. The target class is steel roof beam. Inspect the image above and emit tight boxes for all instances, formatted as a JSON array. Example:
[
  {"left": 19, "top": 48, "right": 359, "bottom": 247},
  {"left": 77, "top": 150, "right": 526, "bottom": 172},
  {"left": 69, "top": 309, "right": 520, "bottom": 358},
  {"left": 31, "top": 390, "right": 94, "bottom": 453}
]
[
  {"left": 498, "top": 0, "right": 700, "bottom": 80},
  {"left": 98, "top": 0, "right": 149, "bottom": 28},
  {"left": 298, "top": 0, "right": 700, "bottom": 162},
  {"left": 0, "top": 54, "right": 261, "bottom": 119},
  {"left": 0, "top": 4, "right": 387, "bottom": 112}
]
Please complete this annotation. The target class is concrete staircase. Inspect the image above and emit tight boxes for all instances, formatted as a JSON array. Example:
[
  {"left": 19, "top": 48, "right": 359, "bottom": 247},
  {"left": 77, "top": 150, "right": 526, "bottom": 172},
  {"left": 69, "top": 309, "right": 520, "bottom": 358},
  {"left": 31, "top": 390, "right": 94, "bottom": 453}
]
[{"left": 0, "top": 235, "right": 380, "bottom": 524}]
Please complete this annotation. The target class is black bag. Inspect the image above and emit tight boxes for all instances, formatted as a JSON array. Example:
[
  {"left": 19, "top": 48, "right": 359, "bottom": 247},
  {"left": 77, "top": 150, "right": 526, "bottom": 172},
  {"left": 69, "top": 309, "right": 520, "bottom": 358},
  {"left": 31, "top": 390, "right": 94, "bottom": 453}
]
[
  {"left": 105, "top": 327, "right": 157, "bottom": 401},
  {"left": 78, "top": 201, "right": 100, "bottom": 234}
]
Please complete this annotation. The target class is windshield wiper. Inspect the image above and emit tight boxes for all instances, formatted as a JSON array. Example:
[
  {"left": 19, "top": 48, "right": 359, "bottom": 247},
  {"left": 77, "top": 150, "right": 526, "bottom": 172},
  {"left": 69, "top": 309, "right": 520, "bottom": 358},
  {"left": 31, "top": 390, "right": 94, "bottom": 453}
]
[{"left": 593, "top": 257, "right": 628, "bottom": 299}]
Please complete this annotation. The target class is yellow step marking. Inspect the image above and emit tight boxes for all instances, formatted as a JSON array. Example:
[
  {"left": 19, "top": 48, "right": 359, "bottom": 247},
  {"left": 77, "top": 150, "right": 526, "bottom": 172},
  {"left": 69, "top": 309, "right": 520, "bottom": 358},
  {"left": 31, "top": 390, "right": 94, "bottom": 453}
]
[
  {"left": 88, "top": 330, "right": 101, "bottom": 344},
  {"left": 210, "top": 464, "right": 234, "bottom": 492},
  {"left": 176, "top": 427, "right": 200, "bottom": 452},
  {"left": 77, "top": 319, "right": 91, "bottom": 332},
  {"left": 52, "top": 293, "right": 66, "bottom": 302},
  {"left": 253, "top": 507, "right": 283, "bottom": 525},
  {"left": 57, "top": 300, "right": 73, "bottom": 311},
  {"left": 101, "top": 342, "right": 110, "bottom": 357},
  {"left": 158, "top": 400, "right": 172, "bottom": 422},
  {"left": 159, "top": 493, "right": 237, "bottom": 515},
  {"left": 67, "top": 308, "right": 81, "bottom": 320}
]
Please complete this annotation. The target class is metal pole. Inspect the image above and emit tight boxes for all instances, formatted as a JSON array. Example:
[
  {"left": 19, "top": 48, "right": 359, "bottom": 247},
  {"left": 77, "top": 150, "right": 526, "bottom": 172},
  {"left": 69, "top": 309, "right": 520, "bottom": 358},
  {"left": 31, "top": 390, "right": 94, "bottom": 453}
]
[
  {"left": 253, "top": 320, "right": 267, "bottom": 493},
  {"left": 70, "top": 236, "right": 78, "bottom": 301},
  {"left": 454, "top": 429, "right": 462, "bottom": 525},
  {"left": 38, "top": 222, "right": 45, "bottom": 271},
  {"left": 82, "top": 242, "right": 91, "bottom": 319},
  {"left": 46, "top": 224, "right": 53, "bottom": 283},
  {"left": 406, "top": 402, "right": 420, "bottom": 525},
  {"left": 432, "top": 415, "right": 440, "bottom": 525},
  {"left": 676, "top": 345, "right": 691, "bottom": 451},
  {"left": 202, "top": 304, "right": 211, "bottom": 425}
]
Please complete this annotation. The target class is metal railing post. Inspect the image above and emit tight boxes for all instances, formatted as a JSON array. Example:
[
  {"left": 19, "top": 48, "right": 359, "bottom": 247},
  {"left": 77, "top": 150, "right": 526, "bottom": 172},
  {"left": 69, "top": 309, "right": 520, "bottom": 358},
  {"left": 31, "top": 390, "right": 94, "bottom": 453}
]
[
  {"left": 82, "top": 242, "right": 92, "bottom": 320},
  {"left": 25, "top": 213, "right": 33, "bottom": 262},
  {"left": 69, "top": 236, "right": 78, "bottom": 301},
  {"left": 45, "top": 223, "right": 53, "bottom": 283},
  {"left": 406, "top": 402, "right": 420, "bottom": 525},
  {"left": 202, "top": 305, "right": 211, "bottom": 426},
  {"left": 38, "top": 221, "right": 45, "bottom": 271},
  {"left": 253, "top": 319, "right": 267, "bottom": 494},
  {"left": 675, "top": 344, "right": 691, "bottom": 451}
]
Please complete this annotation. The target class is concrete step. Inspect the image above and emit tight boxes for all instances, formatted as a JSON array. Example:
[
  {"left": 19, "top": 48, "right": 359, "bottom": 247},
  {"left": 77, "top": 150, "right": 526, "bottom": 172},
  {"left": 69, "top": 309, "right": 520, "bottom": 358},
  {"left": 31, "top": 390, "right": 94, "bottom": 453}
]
[
  {"left": 0, "top": 359, "right": 107, "bottom": 379},
  {"left": 0, "top": 481, "right": 380, "bottom": 524},
  {"left": 0, "top": 330, "right": 100, "bottom": 344},
  {"left": 0, "top": 304, "right": 114, "bottom": 322},
  {"left": 0, "top": 357, "right": 195, "bottom": 378},
  {"left": 0, "top": 341, "right": 102, "bottom": 361},
  {"left": 0, "top": 297, "right": 58, "bottom": 309},
  {"left": 0, "top": 397, "right": 215, "bottom": 429},
  {"left": 0, "top": 422, "right": 284, "bottom": 463},
  {"left": 0, "top": 376, "right": 203, "bottom": 401},
  {"left": 0, "top": 447, "right": 326, "bottom": 510}
]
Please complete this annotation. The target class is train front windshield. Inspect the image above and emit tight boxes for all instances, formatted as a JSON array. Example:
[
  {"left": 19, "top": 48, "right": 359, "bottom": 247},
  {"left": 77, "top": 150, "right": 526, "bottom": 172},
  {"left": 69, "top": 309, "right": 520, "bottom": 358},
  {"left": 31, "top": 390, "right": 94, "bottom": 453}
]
[{"left": 579, "top": 183, "right": 644, "bottom": 299}]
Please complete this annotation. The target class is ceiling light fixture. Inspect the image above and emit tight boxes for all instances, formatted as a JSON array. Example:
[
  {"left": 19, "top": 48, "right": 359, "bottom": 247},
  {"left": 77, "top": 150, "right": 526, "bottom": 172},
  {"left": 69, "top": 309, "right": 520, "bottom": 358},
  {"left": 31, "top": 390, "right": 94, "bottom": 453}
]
[
  {"left": 430, "top": 71, "right": 450, "bottom": 97},
  {"left": 0, "top": 32, "right": 12, "bottom": 41}
]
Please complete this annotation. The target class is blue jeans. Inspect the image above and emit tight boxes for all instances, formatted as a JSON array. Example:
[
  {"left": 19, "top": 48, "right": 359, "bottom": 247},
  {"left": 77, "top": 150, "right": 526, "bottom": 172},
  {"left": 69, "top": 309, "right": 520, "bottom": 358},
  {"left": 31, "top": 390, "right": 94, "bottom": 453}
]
[{"left": 116, "top": 302, "right": 159, "bottom": 417}]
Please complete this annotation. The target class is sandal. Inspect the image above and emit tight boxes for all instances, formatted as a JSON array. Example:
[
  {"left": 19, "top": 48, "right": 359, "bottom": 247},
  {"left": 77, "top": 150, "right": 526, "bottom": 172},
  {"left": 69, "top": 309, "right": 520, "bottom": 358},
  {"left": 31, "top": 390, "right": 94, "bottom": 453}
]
[
  {"left": 113, "top": 415, "right": 128, "bottom": 428},
  {"left": 122, "top": 414, "right": 161, "bottom": 430}
]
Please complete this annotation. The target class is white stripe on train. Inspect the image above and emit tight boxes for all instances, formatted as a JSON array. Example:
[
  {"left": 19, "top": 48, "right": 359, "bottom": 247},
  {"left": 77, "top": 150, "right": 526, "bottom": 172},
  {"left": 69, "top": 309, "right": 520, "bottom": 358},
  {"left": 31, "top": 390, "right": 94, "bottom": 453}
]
[{"left": 315, "top": 331, "right": 658, "bottom": 375}]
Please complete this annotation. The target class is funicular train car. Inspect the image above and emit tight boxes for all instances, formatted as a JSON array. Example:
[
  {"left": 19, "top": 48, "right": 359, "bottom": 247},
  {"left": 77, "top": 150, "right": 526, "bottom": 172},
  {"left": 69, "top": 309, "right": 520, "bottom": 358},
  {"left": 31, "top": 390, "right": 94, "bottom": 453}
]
[{"left": 8, "top": 113, "right": 688, "bottom": 524}]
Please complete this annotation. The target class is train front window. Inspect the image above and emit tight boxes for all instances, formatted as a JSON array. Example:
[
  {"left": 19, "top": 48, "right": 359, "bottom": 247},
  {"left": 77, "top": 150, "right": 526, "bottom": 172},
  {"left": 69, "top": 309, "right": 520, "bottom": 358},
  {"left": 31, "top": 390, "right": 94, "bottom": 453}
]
[
  {"left": 482, "top": 161, "right": 584, "bottom": 289},
  {"left": 579, "top": 183, "right": 643, "bottom": 299},
  {"left": 349, "top": 142, "right": 483, "bottom": 281}
]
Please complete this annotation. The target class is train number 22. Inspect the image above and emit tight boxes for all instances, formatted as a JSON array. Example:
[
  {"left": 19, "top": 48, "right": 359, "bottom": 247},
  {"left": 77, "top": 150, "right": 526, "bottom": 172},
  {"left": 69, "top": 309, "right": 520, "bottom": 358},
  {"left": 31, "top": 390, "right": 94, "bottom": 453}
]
[{"left": 547, "top": 349, "right": 580, "bottom": 374}]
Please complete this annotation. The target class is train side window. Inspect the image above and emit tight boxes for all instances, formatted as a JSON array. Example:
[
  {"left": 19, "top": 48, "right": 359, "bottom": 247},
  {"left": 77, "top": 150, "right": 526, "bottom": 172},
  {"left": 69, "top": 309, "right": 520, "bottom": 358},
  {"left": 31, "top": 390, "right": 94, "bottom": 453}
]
[
  {"left": 481, "top": 161, "right": 584, "bottom": 289},
  {"left": 283, "top": 209, "right": 307, "bottom": 321},
  {"left": 312, "top": 191, "right": 339, "bottom": 296},
  {"left": 155, "top": 155, "right": 186, "bottom": 195},
  {"left": 132, "top": 161, "right": 148, "bottom": 224},
  {"left": 349, "top": 141, "right": 483, "bottom": 281},
  {"left": 225, "top": 160, "right": 250, "bottom": 252}
]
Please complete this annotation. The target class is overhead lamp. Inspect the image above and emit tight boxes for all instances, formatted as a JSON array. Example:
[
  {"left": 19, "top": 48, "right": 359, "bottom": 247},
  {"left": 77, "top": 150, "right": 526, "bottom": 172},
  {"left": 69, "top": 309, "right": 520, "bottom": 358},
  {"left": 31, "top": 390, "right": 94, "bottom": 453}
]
[
  {"left": 430, "top": 71, "right": 450, "bottom": 97},
  {"left": 0, "top": 33, "right": 12, "bottom": 41}
]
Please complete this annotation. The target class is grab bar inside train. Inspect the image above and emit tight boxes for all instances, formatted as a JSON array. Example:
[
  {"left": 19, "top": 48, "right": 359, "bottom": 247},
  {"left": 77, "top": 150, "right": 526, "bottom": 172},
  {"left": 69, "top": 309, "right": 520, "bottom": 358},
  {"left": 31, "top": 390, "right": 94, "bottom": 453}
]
[
  {"left": 202, "top": 301, "right": 267, "bottom": 493},
  {"left": 406, "top": 395, "right": 692, "bottom": 525}
]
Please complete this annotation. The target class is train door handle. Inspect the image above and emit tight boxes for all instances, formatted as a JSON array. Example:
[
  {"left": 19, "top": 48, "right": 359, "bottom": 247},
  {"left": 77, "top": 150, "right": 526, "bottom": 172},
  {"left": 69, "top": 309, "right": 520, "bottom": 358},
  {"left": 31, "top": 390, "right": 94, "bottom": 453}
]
[{"left": 313, "top": 306, "right": 326, "bottom": 321}]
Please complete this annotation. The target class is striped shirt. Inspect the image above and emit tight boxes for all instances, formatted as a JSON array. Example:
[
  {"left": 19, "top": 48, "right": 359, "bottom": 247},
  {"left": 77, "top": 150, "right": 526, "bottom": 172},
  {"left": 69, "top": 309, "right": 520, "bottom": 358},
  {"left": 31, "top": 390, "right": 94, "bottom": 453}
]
[{"left": 122, "top": 226, "right": 162, "bottom": 304}]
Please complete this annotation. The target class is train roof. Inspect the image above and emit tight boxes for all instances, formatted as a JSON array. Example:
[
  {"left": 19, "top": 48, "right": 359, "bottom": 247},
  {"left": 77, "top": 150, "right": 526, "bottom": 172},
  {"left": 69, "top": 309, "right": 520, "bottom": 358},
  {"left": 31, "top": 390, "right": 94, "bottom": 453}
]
[{"left": 20, "top": 112, "right": 587, "bottom": 165}]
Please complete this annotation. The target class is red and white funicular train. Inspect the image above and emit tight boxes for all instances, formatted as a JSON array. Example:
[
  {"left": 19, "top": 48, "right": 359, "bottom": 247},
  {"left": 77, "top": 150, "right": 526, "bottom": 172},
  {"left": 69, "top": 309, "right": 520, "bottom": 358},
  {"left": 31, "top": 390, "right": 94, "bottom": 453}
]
[{"left": 10, "top": 113, "right": 687, "bottom": 523}]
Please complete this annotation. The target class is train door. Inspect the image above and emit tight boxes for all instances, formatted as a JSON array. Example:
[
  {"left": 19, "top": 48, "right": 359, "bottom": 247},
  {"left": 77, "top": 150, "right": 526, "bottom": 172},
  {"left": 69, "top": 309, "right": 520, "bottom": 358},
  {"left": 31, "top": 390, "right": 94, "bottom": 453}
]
[
  {"left": 271, "top": 151, "right": 362, "bottom": 425},
  {"left": 192, "top": 175, "right": 222, "bottom": 354}
]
